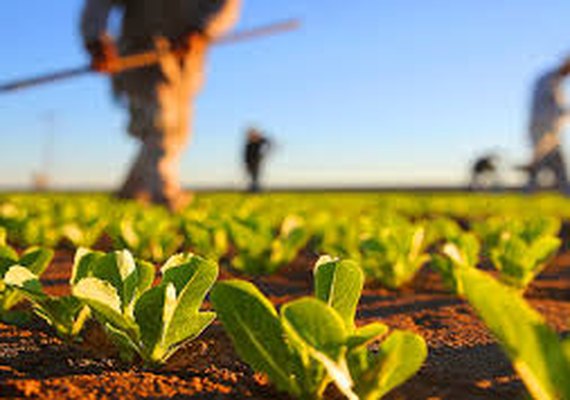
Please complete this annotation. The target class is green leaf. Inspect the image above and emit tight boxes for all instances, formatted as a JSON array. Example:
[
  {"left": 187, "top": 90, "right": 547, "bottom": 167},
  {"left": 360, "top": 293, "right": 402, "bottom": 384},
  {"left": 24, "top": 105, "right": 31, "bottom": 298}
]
[
  {"left": 135, "top": 260, "right": 155, "bottom": 294},
  {"left": 346, "top": 323, "right": 389, "bottom": 350},
  {"left": 530, "top": 236, "right": 560, "bottom": 266},
  {"left": 4, "top": 266, "right": 43, "bottom": 294},
  {"left": 161, "top": 254, "right": 217, "bottom": 307},
  {"left": 71, "top": 248, "right": 104, "bottom": 285},
  {"left": 0, "top": 245, "right": 19, "bottom": 277},
  {"left": 6, "top": 267, "right": 90, "bottom": 338},
  {"left": 351, "top": 330, "right": 427, "bottom": 400},
  {"left": 457, "top": 266, "right": 570, "bottom": 399},
  {"left": 35, "top": 296, "right": 90, "bottom": 339},
  {"left": 211, "top": 280, "right": 299, "bottom": 396},
  {"left": 87, "top": 250, "right": 143, "bottom": 313},
  {"left": 281, "top": 298, "right": 350, "bottom": 399},
  {"left": 19, "top": 248, "right": 53, "bottom": 276},
  {"left": 73, "top": 277, "right": 137, "bottom": 335},
  {"left": 0, "top": 227, "right": 6, "bottom": 246},
  {"left": 133, "top": 285, "right": 167, "bottom": 360},
  {"left": 282, "top": 298, "right": 347, "bottom": 361},
  {"left": 314, "top": 257, "right": 364, "bottom": 331},
  {"left": 160, "top": 254, "right": 218, "bottom": 350},
  {"left": 2, "top": 265, "right": 44, "bottom": 311},
  {"left": 105, "top": 322, "right": 138, "bottom": 362}
]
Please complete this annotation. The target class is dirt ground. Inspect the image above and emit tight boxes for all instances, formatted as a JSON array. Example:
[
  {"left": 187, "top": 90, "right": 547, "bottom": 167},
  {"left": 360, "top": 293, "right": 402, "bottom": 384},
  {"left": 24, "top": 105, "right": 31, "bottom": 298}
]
[{"left": 1, "top": 248, "right": 569, "bottom": 400}]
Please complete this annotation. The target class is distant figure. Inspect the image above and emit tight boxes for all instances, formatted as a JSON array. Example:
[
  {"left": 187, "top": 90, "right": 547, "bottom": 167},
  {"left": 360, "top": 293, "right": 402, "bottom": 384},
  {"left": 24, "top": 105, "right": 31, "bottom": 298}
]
[
  {"left": 80, "top": 0, "right": 241, "bottom": 211},
  {"left": 244, "top": 127, "right": 271, "bottom": 192},
  {"left": 32, "top": 173, "right": 49, "bottom": 191},
  {"left": 525, "top": 59, "right": 570, "bottom": 192},
  {"left": 470, "top": 154, "right": 499, "bottom": 190}
]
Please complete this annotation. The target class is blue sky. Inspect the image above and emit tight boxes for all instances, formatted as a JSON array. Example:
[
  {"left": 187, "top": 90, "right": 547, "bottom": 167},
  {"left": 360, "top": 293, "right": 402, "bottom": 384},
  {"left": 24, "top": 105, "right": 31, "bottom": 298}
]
[{"left": 1, "top": 1, "right": 570, "bottom": 188}]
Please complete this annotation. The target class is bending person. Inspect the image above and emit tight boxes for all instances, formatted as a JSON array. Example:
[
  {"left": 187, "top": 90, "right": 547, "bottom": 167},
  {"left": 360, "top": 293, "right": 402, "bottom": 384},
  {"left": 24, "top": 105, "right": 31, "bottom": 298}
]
[{"left": 81, "top": 0, "right": 241, "bottom": 210}]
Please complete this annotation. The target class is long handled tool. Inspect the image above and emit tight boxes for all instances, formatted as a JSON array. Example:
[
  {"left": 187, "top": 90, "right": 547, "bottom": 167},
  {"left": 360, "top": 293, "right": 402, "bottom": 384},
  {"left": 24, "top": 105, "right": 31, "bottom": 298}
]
[{"left": 0, "top": 19, "right": 300, "bottom": 94}]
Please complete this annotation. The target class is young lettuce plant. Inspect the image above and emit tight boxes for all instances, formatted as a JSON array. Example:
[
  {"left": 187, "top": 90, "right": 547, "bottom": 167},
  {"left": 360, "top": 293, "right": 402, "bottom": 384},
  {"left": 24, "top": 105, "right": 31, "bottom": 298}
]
[
  {"left": 449, "top": 256, "right": 570, "bottom": 400},
  {"left": 472, "top": 216, "right": 560, "bottom": 257},
  {"left": 212, "top": 257, "right": 427, "bottom": 400},
  {"left": 4, "top": 266, "right": 90, "bottom": 339},
  {"left": 0, "top": 239, "right": 53, "bottom": 323},
  {"left": 269, "top": 215, "right": 310, "bottom": 271},
  {"left": 72, "top": 251, "right": 217, "bottom": 365},
  {"left": 61, "top": 219, "right": 107, "bottom": 248},
  {"left": 423, "top": 217, "right": 463, "bottom": 248},
  {"left": 180, "top": 216, "right": 228, "bottom": 261},
  {"left": 3, "top": 248, "right": 116, "bottom": 339},
  {"left": 227, "top": 215, "right": 273, "bottom": 274},
  {"left": 108, "top": 207, "right": 183, "bottom": 263},
  {"left": 360, "top": 224, "right": 430, "bottom": 289},
  {"left": 430, "top": 233, "right": 480, "bottom": 295},
  {"left": 315, "top": 216, "right": 361, "bottom": 261},
  {"left": 228, "top": 215, "right": 310, "bottom": 275},
  {"left": 490, "top": 234, "right": 560, "bottom": 290}
]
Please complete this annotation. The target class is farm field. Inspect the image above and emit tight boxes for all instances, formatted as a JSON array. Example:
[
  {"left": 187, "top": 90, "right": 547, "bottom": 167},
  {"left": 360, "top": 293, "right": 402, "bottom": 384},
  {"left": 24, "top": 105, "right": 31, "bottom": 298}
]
[{"left": 0, "top": 192, "right": 569, "bottom": 399}]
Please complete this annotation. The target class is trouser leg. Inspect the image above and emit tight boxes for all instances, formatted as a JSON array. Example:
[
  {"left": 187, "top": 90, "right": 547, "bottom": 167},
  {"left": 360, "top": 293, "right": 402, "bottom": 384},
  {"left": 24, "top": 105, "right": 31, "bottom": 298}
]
[
  {"left": 142, "top": 131, "right": 187, "bottom": 205},
  {"left": 117, "top": 98, "right": 157, "bottom": 201},
  {"left": 526, "top": 164, "right": 539, "bottom": 192},
  {"left": 118, "top": 95, "right": 190, "bottom": 211},
  {"left": 118, "top": 45, "right": 204, "bottom": 210},
  {"left": 550, "top": 148, "right": 568, "bottom": 191},
  {"left": 117, "top": 147, "right": 148, "bottom": 200},
  {"left": 247, "top": 163, "right": 261, "bottom": 192}
]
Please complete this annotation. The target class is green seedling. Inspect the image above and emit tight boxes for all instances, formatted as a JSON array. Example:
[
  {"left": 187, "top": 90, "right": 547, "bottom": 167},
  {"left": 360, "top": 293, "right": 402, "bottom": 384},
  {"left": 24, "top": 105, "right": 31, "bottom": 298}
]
[
  {"left": 72, "top": 251, "right": 217, "bottom": 365},
  {"left": 472, "top": 216, "right": 560, "bottom": 256},
  {"left": 424, "top": 217, "right": 463, "bottom": 247},
  {"left": 491, "top": 234, "right": 560, "bottom": 290},
  {"left": 452, "top": 263, "right": 570, "bottom": 400},
  {"left": 108, "top": 207, "right": 183, "bottom": 263},
  {"left": 229, "top": 215, "right": 310, "bottom": 275},
  {"left": 269, "top": 215, "right": 310, "bottom": 269},
  {"left": 4, "top": 248, "right": 115, "bottom": 339},
  {"left": 212, "top": 256, "right": 427, "bottom": 399},
  {"left": 431, "top": 233, "right": 480, "bottom": 294},
  {"left": 181, "top": 217, "right": 228, "bottom": 261},
  {"left": 0, "top": 241, "right": 53, "bottom": 323},
  {"left": 4, "top": 265, "right": 90, "bottom": 339},
  {"left": 61, "top": 219, "right": 107, "bottom": 248},
  {"left": 360, "top": 225, "right": 430, "bottom": 289}
]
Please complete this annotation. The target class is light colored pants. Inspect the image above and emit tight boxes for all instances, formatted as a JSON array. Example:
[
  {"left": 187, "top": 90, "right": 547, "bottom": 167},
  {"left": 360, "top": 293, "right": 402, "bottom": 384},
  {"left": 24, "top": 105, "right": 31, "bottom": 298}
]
[{"left": 117, "top": 46, "right": 205, "bottom": 209}]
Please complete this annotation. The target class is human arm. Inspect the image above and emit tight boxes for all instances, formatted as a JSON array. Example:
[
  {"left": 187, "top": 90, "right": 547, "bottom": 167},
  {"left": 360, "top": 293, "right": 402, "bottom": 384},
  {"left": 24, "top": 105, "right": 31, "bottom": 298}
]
[
  {"left": 80, "top": 0, "right": 120, "bottom": 72},
  {"left": 174, "top": 0, "right": 242, "bottom": 54},
  {"left": 202, "top": 0, "right": 242, "bottom": 40}
]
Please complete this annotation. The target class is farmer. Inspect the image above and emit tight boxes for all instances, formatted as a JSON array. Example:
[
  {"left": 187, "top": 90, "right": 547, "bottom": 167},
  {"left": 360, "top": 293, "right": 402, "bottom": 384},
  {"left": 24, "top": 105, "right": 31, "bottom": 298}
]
[
  {"left": 80, "top": 0, "right": 241, "bottom": 211},
  {"left": 244, "top": 127, "right": 271, "bottom": 192},
  {"left": 469, "top": 153, "right": 500, "bottom": 191},
  {"left": 526, "top": 58, "right": 570, "bottom": 192}
]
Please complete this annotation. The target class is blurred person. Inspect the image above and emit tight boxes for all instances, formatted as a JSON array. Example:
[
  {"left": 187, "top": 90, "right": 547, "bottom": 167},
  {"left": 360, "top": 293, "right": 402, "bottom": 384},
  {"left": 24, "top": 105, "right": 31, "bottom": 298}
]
[
  {"left": 469, "top": 153, "right": 500, "bottom": 190},
  {"left": 525, "top": 58, "right": 570, "bottom": 193},
  {"left": 81, "top": 0, "right": 241, "bottom": 211},
  {"left": 244, "top": 127, "right": 271, "bottom": 192}
]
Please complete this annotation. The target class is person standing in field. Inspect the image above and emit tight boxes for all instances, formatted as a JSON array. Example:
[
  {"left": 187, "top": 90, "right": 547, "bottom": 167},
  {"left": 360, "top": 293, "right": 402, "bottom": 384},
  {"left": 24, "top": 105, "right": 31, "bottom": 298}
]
[
  {"left": 526, "top": 59, "right": 570, "bottom": 192},
  {"left": 81, "top": 0, "right": 241, "bottom": 211},
  {"left": 244, "top": 127, "right": 271, "bottom": 192}
]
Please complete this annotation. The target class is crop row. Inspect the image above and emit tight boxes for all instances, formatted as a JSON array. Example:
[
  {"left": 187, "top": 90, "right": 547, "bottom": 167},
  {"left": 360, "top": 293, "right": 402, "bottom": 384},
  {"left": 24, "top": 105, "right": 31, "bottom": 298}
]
[
  {"left": 0, "top": 195, "right": 565, "bottom": 292},
  {"left": 1, "top": 234, "right": 569, "bottom": 398}
]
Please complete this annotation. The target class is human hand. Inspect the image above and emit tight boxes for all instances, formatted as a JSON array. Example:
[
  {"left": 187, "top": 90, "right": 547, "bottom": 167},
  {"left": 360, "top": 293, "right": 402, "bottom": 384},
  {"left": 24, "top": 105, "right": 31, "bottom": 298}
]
[
  {"left": 172, "top": 31, "right": 210, "bottom": 56},
  {"left": 86, "top": 36, "right": 120, "bottom": 73}
]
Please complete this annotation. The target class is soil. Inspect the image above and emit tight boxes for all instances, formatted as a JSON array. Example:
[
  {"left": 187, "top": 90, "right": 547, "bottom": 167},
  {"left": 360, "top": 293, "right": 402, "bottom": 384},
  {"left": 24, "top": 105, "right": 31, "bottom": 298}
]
[{"left": 1, "top": 248, "right": 569, "bottom": 400}]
